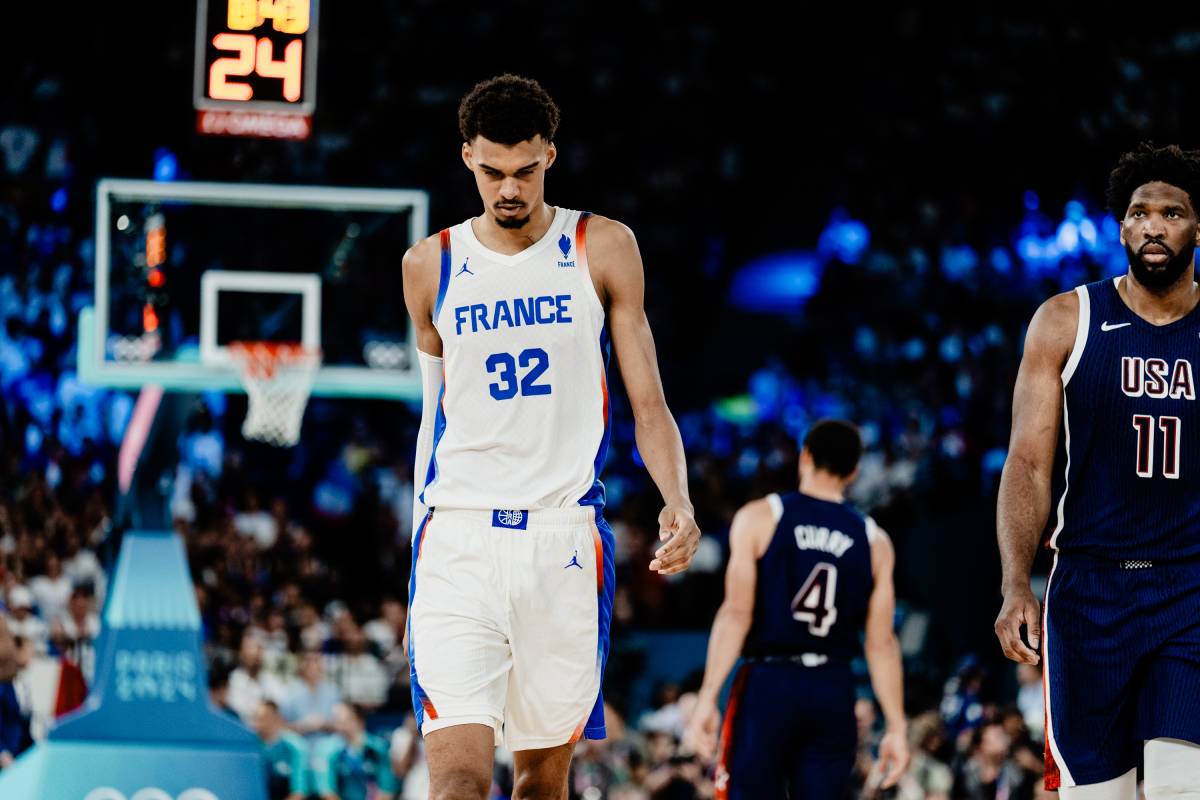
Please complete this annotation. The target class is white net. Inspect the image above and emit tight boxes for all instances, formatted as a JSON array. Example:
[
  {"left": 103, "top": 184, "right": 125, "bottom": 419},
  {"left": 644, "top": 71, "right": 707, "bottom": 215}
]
[{"left": 228, "top": 342, "right": 322, "bottom": 447}]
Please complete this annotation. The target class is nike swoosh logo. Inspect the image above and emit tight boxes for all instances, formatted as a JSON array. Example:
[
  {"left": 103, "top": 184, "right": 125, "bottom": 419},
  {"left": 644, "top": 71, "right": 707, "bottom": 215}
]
[{"left": 1101, "top": 321, "right": 1132, "bottom": 331}]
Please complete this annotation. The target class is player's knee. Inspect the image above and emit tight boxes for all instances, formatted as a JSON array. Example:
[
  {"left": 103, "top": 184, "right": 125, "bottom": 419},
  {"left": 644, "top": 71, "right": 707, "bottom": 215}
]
[
  {"left": 511, "top": 771, "right": 567, "bottom": 800},
  {"left": 431, "top": 767, "right": 491, "bottom": 800},
  {"left": 1145, "top": 738, "right": 1200, "bottom": 799}
]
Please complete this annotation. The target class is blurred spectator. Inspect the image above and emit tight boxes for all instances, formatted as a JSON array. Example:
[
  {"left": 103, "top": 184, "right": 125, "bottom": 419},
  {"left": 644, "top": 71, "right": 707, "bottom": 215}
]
[
  {"left": 311, "top": 702, "right": 398, "bottom": 800},
  {"left": 235, "top": 490, "right": 278, "bottom": 550},
  {"left": 0, "top": 618, "right": 30, "bottom": 770},
  {"left": 252, "top": 699, "right": 310, "bottom": 800},
  {"left": 389, "top": 715, "right": 429, "bottom": 800},
  {"left": 228, "top": 633, "right": 285, "bottom": 722},
  {"left": 29, "top": 552, "right": 71, "bottom": 623},
  {"left": 941, "top": 657, "right": 987, "bottom": 744},
  {"left": 363, "top": 597, "right": 405, "bottom": 660},
  {"left": 5, "top": 586, "right": 47, "bottom": 655},
  {"left": 208, "top": 662, "right": 240, "bottom": 720},
  {"left": 1015, "top": 664, "right": 1044, "bottom": 742},
  {"left": 952, "top": 720, "right": 1037, "bottom": 800},
  {"left": 298, "top": 603, "right": 332, "bottom": 652},
  {"left": 324, "top": 619, "right": 388, "bottom": 711},
  {"left": 896, "top": 711, "right": 953, "bottom": 800},
  {"left": 281, "top": 650, "right": 341, "bottom": 737},
  {"left": 52, "top": 586, "right": 99, "bottom": 682}
]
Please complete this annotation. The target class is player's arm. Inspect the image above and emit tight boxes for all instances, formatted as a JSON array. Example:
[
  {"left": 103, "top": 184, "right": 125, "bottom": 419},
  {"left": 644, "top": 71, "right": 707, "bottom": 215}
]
[
  {"left": 995, "top": 292, "right": 1076, "bottom": 666},
  {"left": 684, "top": 498, "right": 772, "bottom": 759},
  {"left": 863, "top": 522, "right": 909, "bottom": 789},
  {"left": 589, "top": 217, "right": 699, "bottom": 574},
  {"left": 401, "top": 235, "right": 445, "bottom": 537}
]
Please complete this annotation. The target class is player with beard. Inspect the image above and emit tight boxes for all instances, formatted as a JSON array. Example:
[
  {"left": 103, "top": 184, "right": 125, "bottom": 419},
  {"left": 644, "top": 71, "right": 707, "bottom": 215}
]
[
  {"left": 996, "top": 143, "right": 1200, "bottom": 799},
  {"left": 402, "top": 75, "right": 701, "bottom": 800}
]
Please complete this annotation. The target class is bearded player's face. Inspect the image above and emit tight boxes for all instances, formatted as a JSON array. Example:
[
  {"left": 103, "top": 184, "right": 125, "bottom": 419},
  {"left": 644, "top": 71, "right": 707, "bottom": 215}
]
[
  {"left": 463, "top": 135, "right": 556, "bottom": 230},
  {"left": 1120, "top": 181, "right": 1200, "bottom": 290}
]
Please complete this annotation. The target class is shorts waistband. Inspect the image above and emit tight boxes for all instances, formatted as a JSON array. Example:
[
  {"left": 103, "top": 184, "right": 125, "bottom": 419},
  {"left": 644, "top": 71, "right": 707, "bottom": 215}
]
[
  {"left": 744, "top": 653, "right": 841, "bottom": 667},
  {"left": 1055, "top": 551, "right": 1200, "bottom": 569},
  {"left": 429, "top": 506, "right": 596, "bottom": 529}
]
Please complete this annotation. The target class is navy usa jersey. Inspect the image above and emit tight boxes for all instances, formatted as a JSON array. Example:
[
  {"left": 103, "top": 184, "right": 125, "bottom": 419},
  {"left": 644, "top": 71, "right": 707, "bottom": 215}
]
[
  {"left": 743, "top": 491, "right": 876, "bottom": 662},
  {"left": 1052, "top": 277, "right": 1200, "bottom": 560}
]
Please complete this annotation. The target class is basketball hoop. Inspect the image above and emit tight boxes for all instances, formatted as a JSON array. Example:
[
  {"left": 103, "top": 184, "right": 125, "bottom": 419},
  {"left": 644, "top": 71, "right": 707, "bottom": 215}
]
[{"left": 227, "top": 342, "right": 322, "bottom": 447}]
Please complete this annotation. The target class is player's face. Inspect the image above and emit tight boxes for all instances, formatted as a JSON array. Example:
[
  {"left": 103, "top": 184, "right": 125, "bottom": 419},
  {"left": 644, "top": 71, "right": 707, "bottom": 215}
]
[
  {"left": 462, "top": 135, "right": 557, "bottom": 230},
  {"left": 1120, "top": 181, "right": 1200, "bottom": 289}
]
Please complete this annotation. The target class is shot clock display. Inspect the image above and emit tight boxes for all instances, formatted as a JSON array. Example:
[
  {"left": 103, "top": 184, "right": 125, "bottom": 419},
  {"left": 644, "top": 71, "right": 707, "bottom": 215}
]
[{"left": 193, "top": 0, "right": 319, "bottom": 140}]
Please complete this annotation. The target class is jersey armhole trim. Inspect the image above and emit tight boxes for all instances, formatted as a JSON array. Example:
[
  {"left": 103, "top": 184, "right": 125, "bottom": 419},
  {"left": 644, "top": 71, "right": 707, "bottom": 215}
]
[
  {"left": 865, "top": 516, "right": 881, "bottom": 544},
  {"left": 433, "top": 229, "right": 452, "bottom": 327},
  {"left": 1060, "top": 284, "right": 1090, "bottom": 386},
  {"left": 575, "top": 212, "right": 605, "bottom": 314},
  {"left": 765, "top": 493, "right": 784, "bottom": 524}
]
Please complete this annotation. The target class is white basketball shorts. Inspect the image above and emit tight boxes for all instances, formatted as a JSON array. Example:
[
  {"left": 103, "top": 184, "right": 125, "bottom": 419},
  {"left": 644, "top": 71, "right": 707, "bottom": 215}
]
[{"left": 406, "top": 506, "right": 615, "bottom": 751}]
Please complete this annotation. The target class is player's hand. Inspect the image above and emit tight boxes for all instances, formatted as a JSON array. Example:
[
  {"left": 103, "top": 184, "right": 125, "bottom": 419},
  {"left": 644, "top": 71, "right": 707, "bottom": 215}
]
[
  {"left": 650, "top": 504, "right": 700, "bottom": 575},
  {"left": 875, "top": 729, "right": 910, "bottom": 789},
  {"left": 994, "top": 584, "right": 1041, "bottom": 665},
  {"left": 683, "top": 694, "right": 721, "bottom": 761}
]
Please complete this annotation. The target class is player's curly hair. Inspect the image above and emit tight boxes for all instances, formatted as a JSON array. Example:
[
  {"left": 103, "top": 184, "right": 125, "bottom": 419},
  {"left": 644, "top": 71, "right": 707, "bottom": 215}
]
[
  {"left": 458, "top": 74, "right": 560, "bottom": 145},
  {"left": 1105, "top": 142, "right": 1200, "bottom": 221}
]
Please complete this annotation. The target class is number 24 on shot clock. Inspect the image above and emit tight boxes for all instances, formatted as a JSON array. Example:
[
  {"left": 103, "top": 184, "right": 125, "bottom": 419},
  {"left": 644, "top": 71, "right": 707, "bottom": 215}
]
[{"left": 193, "top": 0, "right": 319, "bottom": 138}]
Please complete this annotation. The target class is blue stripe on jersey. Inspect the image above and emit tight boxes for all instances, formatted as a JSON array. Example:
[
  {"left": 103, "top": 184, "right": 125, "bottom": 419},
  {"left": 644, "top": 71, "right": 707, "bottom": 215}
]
[
  {"left": 579, "top": 324, "right": 612, "bottom": 511},
  {"left": 584, "top": 515, "right": 616, "bottom": 739},
  {"left": 407, "top": 511, "right": 435, "bottom": 728},
  {"left": 419, "top": 230, "right": 452, "bottom": 507}
]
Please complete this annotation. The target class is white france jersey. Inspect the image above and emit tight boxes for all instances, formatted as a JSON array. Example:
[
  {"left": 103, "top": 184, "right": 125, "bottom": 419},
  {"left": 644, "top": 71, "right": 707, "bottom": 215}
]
[{"left": 419, "top": 207, "right": 611, "bottom": 512}]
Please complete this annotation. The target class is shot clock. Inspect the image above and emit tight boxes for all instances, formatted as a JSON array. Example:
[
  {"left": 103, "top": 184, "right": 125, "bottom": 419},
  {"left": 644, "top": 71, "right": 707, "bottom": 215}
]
[{"left": 193, "top": 0, "right": 320, "bottom": 140}]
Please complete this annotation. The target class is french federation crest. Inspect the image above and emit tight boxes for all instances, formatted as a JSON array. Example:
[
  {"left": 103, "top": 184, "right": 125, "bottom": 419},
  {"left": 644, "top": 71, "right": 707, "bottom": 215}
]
[{"left": 557, "top": 234, "right": 576, "bottom": 268}]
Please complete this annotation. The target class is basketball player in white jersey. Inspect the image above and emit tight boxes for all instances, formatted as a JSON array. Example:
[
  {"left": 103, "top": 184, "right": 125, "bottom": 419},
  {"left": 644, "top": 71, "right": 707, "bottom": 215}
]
[{"left": 401, "top": 74, "right": 701, "bottom": 800}]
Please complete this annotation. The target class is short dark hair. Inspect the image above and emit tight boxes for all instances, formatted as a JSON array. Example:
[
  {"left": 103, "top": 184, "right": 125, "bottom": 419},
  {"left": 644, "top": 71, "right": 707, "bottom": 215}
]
[
  {"left": 342, "top": 702, "right": 367, "bottom": 725},
  {"left": 458, "top": 74, "right": 561, "bottom": 145},
  {"left": 1105, "top": 142, "right": 1200, "bottom": 221},
  {"left": 803, "top": 419, "right": 863, "bottom": 478}
]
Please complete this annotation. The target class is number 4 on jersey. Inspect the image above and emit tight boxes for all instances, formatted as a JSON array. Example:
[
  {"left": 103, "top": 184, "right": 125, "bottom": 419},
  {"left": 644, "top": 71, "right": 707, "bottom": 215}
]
[{"left": 791, "top": 562, "right": 838, "bottom": 636}]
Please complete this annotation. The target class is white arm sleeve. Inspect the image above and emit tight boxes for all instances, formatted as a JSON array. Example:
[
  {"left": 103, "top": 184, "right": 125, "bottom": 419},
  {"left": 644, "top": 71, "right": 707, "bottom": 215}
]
[{"left": 412, "top": 349, "right": 444, "bottom": 539}]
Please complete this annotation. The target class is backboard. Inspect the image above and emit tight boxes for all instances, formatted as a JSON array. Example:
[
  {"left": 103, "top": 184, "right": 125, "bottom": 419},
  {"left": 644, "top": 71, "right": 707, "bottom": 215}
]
[{"left": 80, "top": 179, "right": 427, "bottom": 400}]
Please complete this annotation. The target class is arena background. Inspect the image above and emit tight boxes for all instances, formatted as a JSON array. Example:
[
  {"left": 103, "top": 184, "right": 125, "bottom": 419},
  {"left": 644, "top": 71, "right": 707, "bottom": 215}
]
[{"left": 0, "top": 6, "right": 1193, "bottom": 799}]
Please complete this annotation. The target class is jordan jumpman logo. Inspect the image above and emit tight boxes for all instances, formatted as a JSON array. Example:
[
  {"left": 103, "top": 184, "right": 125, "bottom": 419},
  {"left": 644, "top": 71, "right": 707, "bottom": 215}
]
[{"left": 564, "top": 550, "right": 583, "bottom": 569}]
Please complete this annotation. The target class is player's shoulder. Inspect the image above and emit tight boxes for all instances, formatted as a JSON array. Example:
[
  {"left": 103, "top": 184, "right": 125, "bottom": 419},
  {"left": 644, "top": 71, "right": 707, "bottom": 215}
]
[
  {"left": 865, "top": 516, "right": 895, "bottom": 574},
  {"left": 1025, "top": 288, "right": 1080, "bottom": 357},
  {"left": 581, "top": 214, "right": 639, "bottom": 257},
  {"left": 1032, "top": 288, "right": 1080, "bottom": 332},
  {"left": 402, "top": 232, "right": 443, "bottom": 272},
  {"left": 731, "top": 495, "right": 782, "bottom": 556}
]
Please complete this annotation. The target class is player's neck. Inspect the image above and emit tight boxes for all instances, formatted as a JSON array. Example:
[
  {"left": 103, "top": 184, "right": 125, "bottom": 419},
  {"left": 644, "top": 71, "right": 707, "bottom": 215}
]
[
  {"left": 799, "top": 477, "right": 845, "bottom": 503},
  {"left": 473, "top": 203, "right": 556, "bottom": 256},
  {"left": 1120, "top": 269, "right": 1200, "bottom": 325}
]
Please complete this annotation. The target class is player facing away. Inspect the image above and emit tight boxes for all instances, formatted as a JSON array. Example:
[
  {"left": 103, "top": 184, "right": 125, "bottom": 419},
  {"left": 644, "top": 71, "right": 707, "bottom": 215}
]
[
  {"left": 995, "top": 143, "right": 1200, "bottom": 799},
  {"left": 686, "top": 420, "right": 909, "bottom": 799},
  {"left": 401, "top": 74, "right": 701, "bottom": 800}
]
